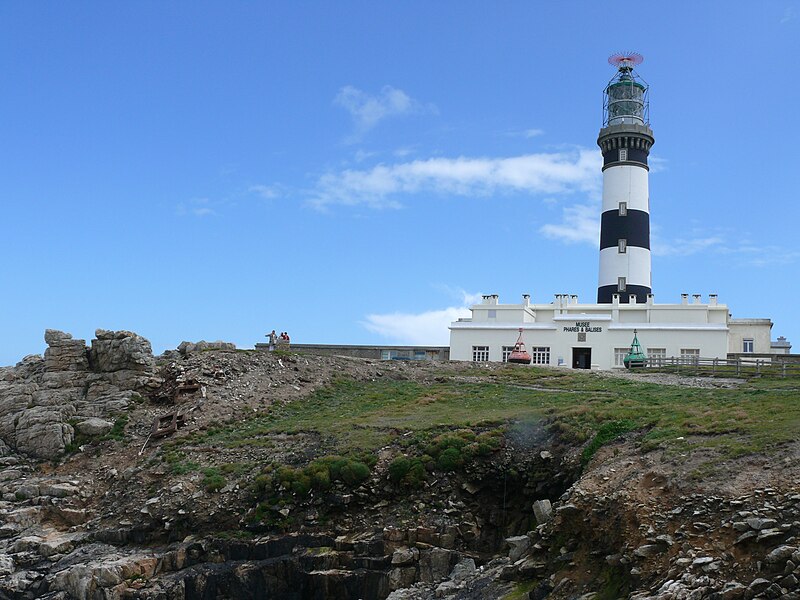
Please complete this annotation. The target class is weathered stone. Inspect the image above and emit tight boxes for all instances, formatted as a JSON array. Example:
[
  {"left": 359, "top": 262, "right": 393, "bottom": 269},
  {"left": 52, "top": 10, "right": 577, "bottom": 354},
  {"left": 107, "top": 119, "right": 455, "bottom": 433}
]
[
  {"left": 0, "top": 554, "right": 14, "bottom": 576},
  {"left": 75, "top": 417, "right": 114, "bottom": 436},
  {"left": 765, "top": 545, "right": 797, "bottom": 564},
  {"left": 391, "top": 546, "right": 419, "bottom": 566},
  {"left": 747, "top": 517, "right": 778, "bottom": 531},
  {"left": 555, "top": 503, "right": 580, "bottom": 517},
  {"left": 418, "top": 548, "right": 454, "bottom": 583},
  {"left": 533, "top": 499, "right": 553, "bottom": 524},
  {"left": 735, "top": 531, "right": 758, "bottom": 545},
  {"left": 748, "top": 578, "right": 771, "bottom": 595},
  {"left": 757, "top": 528, "right": 784, "bottom": 543},
  {"left": 178, "top": 340, "right": 236, "bottom": 355},
  {"left": 506, "top": 535, "right": 531, "bottom": 562},
  {"left": 0, "top": 329, "right": 156, "bottom": 459},
  {"left": 43, "top": 330, "right": 89, "bottom": 372},
  {"left": 634, "top": 544, "right": 663, "bottom": 558},
  {"left": 448, "top": 558, "right": 475, "bottom": 583},
  {"left": 384, "top": 528, "right": 406, "bottom": 543},
  {"left": 435, "top": 580, "right": 460, "bottom": 597},
  {"left": 388, "top": 566, "right": 417, "bottom": 590},
  {"left": 720, "top": 581, "right": 746, "bottom": 600}
]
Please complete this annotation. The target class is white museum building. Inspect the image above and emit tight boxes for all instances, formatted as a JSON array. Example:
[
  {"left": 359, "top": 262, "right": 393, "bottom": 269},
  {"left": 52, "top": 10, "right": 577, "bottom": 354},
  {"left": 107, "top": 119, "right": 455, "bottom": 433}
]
[{"left": 449, "top": 54, "right": 789, "bottom": 370}]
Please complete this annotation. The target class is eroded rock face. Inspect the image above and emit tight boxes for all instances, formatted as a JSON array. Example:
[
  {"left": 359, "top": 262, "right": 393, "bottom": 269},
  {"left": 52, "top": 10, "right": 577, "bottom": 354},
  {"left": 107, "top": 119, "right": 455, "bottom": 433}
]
[
  {"left": 89, "top": 329, "right": 155, "bottom": 374},
  {"left": 0, "top": 329, "right": 158, "bottom": 459}
]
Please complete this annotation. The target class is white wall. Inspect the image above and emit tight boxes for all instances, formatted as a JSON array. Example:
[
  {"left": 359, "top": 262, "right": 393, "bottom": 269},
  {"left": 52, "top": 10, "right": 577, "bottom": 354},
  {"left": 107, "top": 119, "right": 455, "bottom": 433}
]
[{"left": 728, "top": 321, "right": 772, "bottom": 354}]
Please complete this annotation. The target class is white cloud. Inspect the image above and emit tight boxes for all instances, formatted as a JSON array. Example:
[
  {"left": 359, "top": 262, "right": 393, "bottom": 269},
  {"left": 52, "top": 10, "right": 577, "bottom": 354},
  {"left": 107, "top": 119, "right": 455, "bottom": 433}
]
[
  {"left": 504, "top": 128, "right": 544, "bottom": 138},
  {"left": 648, "top": 155, "right": 668, "bottom": 173},
  {"left": 652, "top": 235, "right": 725, "bottom": 257},
  {"left": 176, "top": 198, "right": 216, "bottom": 218},
  {"left": 334, "top": 85, "right": 435, "bottom": 139},
  {"left": 539, "top": 203, "right": 600, "bottom": 246},
  {"left": 249, "top": 185, "right": 280, "bottom": 200},
  {"left": 308, "top": 148, "right": 601, "bottom": 209},
  {"left": 361, "top": 290, "right": 480, "bottom": 345},
  {"left": 781, "top": 6, "right": 796, "bottom": 23}
]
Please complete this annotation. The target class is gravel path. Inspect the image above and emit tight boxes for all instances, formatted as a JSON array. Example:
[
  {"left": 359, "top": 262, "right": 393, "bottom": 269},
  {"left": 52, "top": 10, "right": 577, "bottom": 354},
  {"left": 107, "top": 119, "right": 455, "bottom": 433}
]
[{"left": 594, "top": 368, "right": 745, "bottom": 388}]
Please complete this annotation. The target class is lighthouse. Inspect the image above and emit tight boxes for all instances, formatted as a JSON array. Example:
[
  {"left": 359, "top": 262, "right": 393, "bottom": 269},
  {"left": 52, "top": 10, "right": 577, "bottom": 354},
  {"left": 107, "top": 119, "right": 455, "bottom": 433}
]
[{"left": 596, "top": 53, "right": 654, "bottom": 304}]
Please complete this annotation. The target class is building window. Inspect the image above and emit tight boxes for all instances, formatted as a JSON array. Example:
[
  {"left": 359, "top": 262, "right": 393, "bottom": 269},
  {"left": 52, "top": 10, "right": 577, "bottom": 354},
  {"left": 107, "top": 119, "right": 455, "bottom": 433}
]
[
  {"left": 614, "top": 347, "right": 628, "bottom": 367},
  {"left": 618, "top": 239, "right": 627, "bottom": 253},
  {"left": 619, "top": 202, "right": 627, "bottom": 216},
  {"left": 531, "top": 347, "right": 550, "bottom": 365},
  {"left": 618, "top": 277, "right": 627, "bottom": 292},
  {"left": 414, "top": 350, "right": 427, "bottom": 360},
  {"left": 487, "top": 309, "right": 497, "bottom": 319},
  {"left": 381, "top": 350, "right": 391, "bottom": 360},
  {"left": 647, "top": 348, "right": 667, "bottom": 366},
  {"left": 472, "top": 346, "right": 489, "bottom": 362},
  {"left": 743, "top": 338, "right": 754, "bottom": 353},
  {"left": 501, "top": 346, "right": 514, "bottom": 362},
  {"left": 680, "top": 348, "right": 700, "bottom": 365},
  {"left": 619, "top": 148, "right": 628, "bottom": 161}
]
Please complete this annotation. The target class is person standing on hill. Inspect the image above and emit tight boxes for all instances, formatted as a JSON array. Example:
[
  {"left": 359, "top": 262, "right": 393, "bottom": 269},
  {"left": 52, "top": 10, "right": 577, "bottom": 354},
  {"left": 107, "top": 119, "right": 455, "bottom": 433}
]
[{"left": 267, "top": 330, "right": 277, "bottom": 351}]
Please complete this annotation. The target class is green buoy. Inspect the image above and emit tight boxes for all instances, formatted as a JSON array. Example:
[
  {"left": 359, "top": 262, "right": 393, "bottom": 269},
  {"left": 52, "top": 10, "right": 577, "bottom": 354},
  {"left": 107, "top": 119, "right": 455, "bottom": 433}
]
[{"left": 623, "top": 329, "right": 647, "bottom": 369}]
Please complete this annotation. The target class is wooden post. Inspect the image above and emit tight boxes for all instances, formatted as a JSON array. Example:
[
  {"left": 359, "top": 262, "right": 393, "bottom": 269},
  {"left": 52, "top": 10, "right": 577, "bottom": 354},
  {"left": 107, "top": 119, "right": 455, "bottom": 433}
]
[{"left": 736, "top": 358, "right": 741, "bottom": 376}]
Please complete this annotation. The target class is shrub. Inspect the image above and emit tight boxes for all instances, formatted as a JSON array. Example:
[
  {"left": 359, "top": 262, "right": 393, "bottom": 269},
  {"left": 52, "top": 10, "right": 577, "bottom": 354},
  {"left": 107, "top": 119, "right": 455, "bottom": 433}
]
[
  {"left": 253, "top": 474, "right": 272, "bottom": 495},
  {"left": 437, "top": 447, "right": 463, "bottom": 471},
  {"left": 403, "top": 459, "right": 426, "bottom": 487},
  {"left": 388, "top": 457, "right": 411, "bottom": 483},
  {"left": 338, "top": 460, "right": 370, "bottom": 487},
  {"left": 201, "top": 468, "right": 227, "bottom": 493}
]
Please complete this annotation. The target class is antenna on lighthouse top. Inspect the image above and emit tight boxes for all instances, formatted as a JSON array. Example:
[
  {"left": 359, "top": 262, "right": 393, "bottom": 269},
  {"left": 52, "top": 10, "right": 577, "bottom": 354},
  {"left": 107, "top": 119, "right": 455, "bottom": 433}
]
[{"left": 608, "top": 52, "right": 644, "bottom": 70}]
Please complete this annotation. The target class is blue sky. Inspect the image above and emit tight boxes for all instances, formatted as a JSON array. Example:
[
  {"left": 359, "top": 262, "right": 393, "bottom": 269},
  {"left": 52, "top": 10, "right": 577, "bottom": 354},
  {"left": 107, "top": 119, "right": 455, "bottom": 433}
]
[{"left": 1, "top": 2, "right": 799, "bottom": 364}]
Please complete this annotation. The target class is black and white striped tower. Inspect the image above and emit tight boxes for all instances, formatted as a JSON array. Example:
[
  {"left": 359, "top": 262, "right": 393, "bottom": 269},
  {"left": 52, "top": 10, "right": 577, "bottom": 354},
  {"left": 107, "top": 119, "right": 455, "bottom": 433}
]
[{"left": 597, "top": 53, "right": 655, "bottom": 304}]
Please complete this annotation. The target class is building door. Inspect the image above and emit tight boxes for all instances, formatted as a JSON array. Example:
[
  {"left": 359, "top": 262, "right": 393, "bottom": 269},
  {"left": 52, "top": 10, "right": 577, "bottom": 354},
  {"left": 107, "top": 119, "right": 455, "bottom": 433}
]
[{"left": 572, "top": 348, "right": 592, "bottom": 369}]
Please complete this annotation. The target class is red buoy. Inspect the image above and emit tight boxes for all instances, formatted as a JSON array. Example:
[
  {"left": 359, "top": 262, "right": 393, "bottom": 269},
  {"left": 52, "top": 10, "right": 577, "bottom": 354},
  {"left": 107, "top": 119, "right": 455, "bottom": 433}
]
[{"left": 508, "top": 328, "right": 532, "bottom": 365}]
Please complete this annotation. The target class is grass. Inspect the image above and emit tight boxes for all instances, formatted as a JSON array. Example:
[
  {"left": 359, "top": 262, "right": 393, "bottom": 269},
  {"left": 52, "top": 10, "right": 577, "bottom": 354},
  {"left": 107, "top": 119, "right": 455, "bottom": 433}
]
[
  {"left": 503, "top": 580, "right": 539, "bottom": 599},
  {"left": 169, "top": 366, "right": 800, "bottom": 469}
]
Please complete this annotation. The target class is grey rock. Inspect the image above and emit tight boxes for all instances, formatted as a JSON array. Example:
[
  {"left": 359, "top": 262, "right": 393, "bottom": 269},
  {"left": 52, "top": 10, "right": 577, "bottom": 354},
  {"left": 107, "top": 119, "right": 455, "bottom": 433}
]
[
  {"left": 533, "top": 499, "right": 552, "bottom": 524},
  {"left": 747, "top": 517, "right": 778, "bottom": 531},
  {"left": 0, "top": 554, "right": 14, "bottom": 576},
  {"left": 506, "top": 535, "right": 531, "bottom": 562},
  {"left": 748, "top": 578, "right": 771, "bottom": 594},
  {"left": 0, "top": 329, "right": 155, "bottom": 459},
  {"left": 765, "top": 545, "right": 796, "bottom": 564},
  {"left": 391, "top": 546, "right": 419, "bottom": 566},
  {"left": 757, "top": 528, "right": 785, "bottom": 543},
  {"left": 89, "top": 329, "right": 155, "bottom": 374},
  {"left": 720, "top": 581, "right": 746, "bottom": 600},
  {"left": 449, "top": 558, "right": 476, "bottom": 583},
  {"left": 75, "top": 418, "right": 114, "bottom": 437},
  {"left": 435, "top": 580, "right": 460, "bottom": 597},
  {"left": 388, "top": 566, "right": 417, "bottom": 590},
  {"left": 735, "top": 531, "right": 758, "bottom": 545},
  {"left": 555, "top": 503, "right": 580, "bottom": 517},
  {"left": 634, "top": 544, "right": 663, "bottom": 558}
]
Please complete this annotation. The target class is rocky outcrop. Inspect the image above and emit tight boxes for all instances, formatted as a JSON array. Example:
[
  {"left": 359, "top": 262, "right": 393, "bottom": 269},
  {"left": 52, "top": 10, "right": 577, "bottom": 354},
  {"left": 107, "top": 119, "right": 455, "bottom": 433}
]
[
  {"left": 0, "top": 329, "right": 159, "bottom": 459},
  {"left": 177, "top": 340, "right": 237, "bottom": 356}
]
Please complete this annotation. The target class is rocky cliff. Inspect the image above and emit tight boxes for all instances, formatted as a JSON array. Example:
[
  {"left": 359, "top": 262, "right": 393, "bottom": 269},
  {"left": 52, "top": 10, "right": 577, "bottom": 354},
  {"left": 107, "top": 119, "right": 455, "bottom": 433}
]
[
  {"left": 0, "top": 332, "right": 797, "bottom": 600},
  {"left": 0, "top": 330, "right": 159, "bottom": 460}
]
